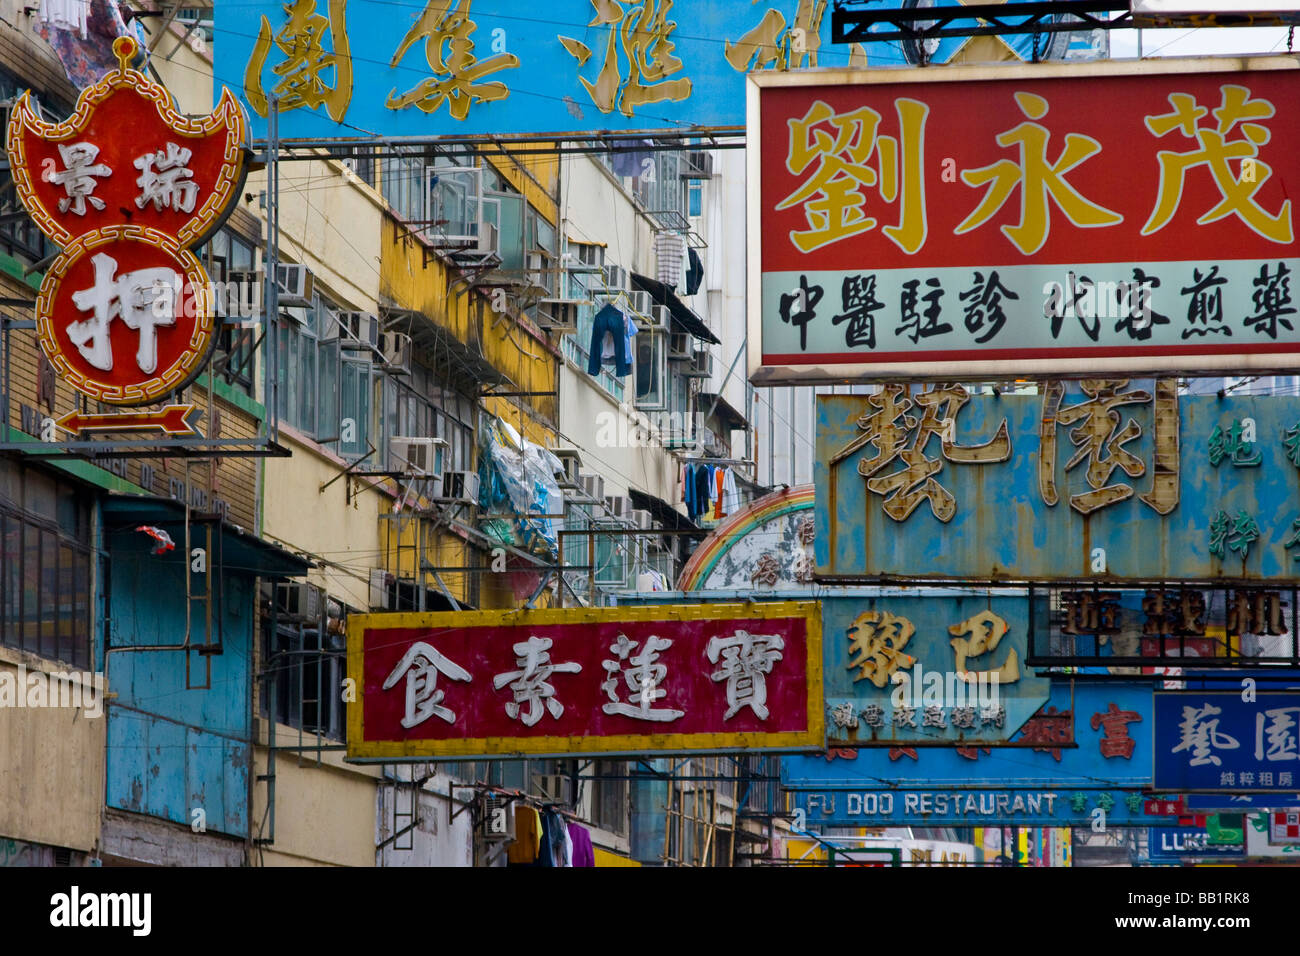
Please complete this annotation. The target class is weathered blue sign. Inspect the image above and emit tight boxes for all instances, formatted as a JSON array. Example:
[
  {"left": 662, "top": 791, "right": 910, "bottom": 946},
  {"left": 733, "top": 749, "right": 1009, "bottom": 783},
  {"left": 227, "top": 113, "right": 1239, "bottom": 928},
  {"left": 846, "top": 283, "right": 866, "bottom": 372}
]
[
  {"left": 1147, "top": 826, "right": 1245, "bottom": 862},
  {"left": 816, "top": 389, "right": 1300, "bottom": 582},
  {"left": 1185, "top": 793, "right": 1300, "bottom": 811},
  {"left": 819, "top": 593, "right": 1051, "bottom": 745},
  {"left": 1154, "top": 691, "right": 1300, "bottom": 791},
  {"left": 793, "top": 786, "right": 1167, "bottom": 828},
  {"left": 785, "top": 682, "right": 1153, "bottom": 789},
  {"left": 214, "top": 1, "right": 1100, "bottom": 139}
]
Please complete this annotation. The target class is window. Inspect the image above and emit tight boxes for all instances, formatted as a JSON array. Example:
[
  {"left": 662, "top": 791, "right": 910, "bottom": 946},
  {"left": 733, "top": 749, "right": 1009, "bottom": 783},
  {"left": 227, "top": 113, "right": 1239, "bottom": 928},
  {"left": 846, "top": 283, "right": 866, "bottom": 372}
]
[
  {"left": 634, "top": 330, "right": 667, "bottom": 411},
  {"left": 277, "top": 293, "right": 372, "bottom": 458},
  {"left": 383, "top": 367, "right": 476, "bottom": 474},
  {"left": 381, "top": 148, "right": 426, "bottom": 223},
  {"left": 688, "top": 181, "right": 703, "bottom": 218},
  {"left": 589, "top": 760, "right": 628, "bottom": 835},
  {"left": 0, "top": 71, "right": 69, "bottom": 266},
  {"left": 0, "top": 460, "right": 93, "bottom": 669},
  {"left": 195, "top": 228, "right": 258, "bottom": 396},
  {"left": 327, "top": 145, "right": 375, "bottom": 187},
  {"left": 262, "top": 619, "right": 346, "bottom": 741}
]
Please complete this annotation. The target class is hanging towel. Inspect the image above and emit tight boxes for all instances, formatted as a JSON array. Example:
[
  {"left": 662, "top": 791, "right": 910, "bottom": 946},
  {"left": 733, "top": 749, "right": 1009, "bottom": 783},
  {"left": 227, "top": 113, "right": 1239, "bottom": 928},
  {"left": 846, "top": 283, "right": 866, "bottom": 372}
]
[
  {"left": 655, "top": 232, "right": 685, "bottom": 289},
  {"left": 508, "top": 806, "right": 542, "bottom": 865},
  {"left": 568, "top": 822, "right": 596, "bottom": 867}
]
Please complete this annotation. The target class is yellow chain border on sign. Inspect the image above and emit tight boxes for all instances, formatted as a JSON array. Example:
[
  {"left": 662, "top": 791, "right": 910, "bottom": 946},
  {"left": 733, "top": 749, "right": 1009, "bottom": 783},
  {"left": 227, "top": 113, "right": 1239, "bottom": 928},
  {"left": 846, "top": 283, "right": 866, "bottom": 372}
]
[
  {"left": 36, "top": 224, "right": 216, "bottom": 406},
  {"left": 4, "top": 35, "right": 249, "bottom": 250}
]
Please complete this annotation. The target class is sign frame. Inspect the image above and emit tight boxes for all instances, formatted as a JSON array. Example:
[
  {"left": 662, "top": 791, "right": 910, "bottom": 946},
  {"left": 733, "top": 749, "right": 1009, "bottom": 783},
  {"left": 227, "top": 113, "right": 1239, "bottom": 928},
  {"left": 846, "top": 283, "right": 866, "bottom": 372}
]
[
  {"left": 746, "top": 55, "right": 1300, "bottom": 386},
  {"left": 346, "top": 601, "right": 824, "bottom": 760}
]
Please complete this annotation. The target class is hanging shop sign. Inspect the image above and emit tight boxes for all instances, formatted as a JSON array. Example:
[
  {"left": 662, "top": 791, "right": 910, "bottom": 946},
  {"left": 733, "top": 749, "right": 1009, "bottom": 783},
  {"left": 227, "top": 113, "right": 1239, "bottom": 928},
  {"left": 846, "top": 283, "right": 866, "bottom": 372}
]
[
  {"left": 792, "top": 786, "right": 1176, "bottom": 828},
  {"left": 1147, "top": 826, "right": 1245, "bottom": 862},
  {"left": 1153, "top": 691, "right": 1300, "bottom": 792},
  {"left": 816, "top": 593, "right": 1050, "bottom": 746},
  {"left": 6, "top": 36, "right": 249, "bottom": 413},
  {"left": 217, "top": 1, "right": 1099, "bottom": 141},
  {"left": 816, "top": 389, "right": 1300, "bottom": 582},
  {"left": 748, "top": 57, "right": 1300, "bottom": 384},
  {"left": 1025, "top": 587, "right": 1300, "bottom": 668},
  {"left": 346, "top": 602, "right": 822, "bottom": 758},
  {"left": 785, "top": 682, "right": 1153, "bottom": 789}
]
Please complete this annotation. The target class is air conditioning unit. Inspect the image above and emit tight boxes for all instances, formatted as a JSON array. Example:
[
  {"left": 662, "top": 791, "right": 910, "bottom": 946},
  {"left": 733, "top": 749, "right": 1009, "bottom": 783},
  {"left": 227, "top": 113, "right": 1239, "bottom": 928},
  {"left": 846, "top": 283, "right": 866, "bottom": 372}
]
[
  {"left": 275, "top": 581, "right": 323, "bottom": 622},
  {"left": 474, "top": 220, "right": 499, "bottom": 255},
  {"left": 601, "top": 263, "right": 628, "bottom": 292},
  {"left": 531, "top": 773, "right": 572, "bottom": 805},
  {"left": 275, "top": 262, "right": 314, "bottom": 307},
  {"left": 527, "top": 251, "right": 556, "bottom": 294},
  {"left": 646, "top": 304, "right": 671, "bottom": 331},
  {"left": 336, "top": 311, "right": 380, "bottom": 349},
  {"left": 627, "top": 290, "right": 653, "bottom": 319},
  {"left": 537, "top": 298, "right": 583, "bottom": 332},
  {"left": 683, "top": 347, "right": 713, "bottom": 378},
  {"left": 389, "top": 436, "right": 447, "bottom": 477},
  {"left": 681, "top": 150, "right": 714, "bottom": 180},
  {"left": 442, "top": 470, "right": 480, "bottom": 504},
  {"left": 369, "top": 568, "right": 394, "bottom": 610},
  {"left": 552, "top": 449, "right": 582, "bottom": 488},
  {"left": 376, "top": 331, "right": 412, "bottom": 374},
  {"left": 579, "top": 473, "right": 604, "bottom": 502},
  {"left": 481, "top": 794, "right": 515, "bottom": 841},
  {"left": 667, "top": 331, "right": 692, "bottom": 360},
  {"left": 604, "top": 494, "right": 632, "bottom": 518},
  {"left": 629, "top": 508, "right": 653, "bottom": 530}
]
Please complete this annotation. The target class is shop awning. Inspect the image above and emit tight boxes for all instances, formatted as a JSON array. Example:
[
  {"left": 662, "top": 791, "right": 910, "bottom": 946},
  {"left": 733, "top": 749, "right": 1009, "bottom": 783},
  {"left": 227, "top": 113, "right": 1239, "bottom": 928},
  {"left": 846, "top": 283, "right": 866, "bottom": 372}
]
[
  {"left": 102, "top": 495, "right": 313, "bottom": 580},
  {"left": 697, "top": 391, "right": 749, "bottom": 431},
  {"left": 380, "top": 306, "right": 512, "bottom": 396},
  {"left": 629, "top": 273, "right": 720, "bottom": 345},
  {"left": 628, "top": 488, "right": 701, "bottom": 534}
]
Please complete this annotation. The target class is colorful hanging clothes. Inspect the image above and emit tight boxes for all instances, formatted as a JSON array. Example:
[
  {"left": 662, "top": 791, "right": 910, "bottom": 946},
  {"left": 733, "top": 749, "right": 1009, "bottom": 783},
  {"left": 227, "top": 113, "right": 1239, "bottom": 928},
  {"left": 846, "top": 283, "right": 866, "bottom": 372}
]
[
  {"left": 568, "top": 822, "right": 596, "bottom": 867},
  {"left": 507, "top": 806, "right": 541, "bottom": 865}
]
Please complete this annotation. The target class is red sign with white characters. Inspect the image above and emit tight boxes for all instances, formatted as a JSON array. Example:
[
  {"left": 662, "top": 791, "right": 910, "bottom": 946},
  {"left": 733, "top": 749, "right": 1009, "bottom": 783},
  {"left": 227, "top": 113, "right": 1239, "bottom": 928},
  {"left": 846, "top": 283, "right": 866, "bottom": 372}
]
[
  {"left": 6, "top": 36, "right": 248, "bottom": 407},
  {"left": 347, "top": 603, "right": 824, "bottom": 758}
]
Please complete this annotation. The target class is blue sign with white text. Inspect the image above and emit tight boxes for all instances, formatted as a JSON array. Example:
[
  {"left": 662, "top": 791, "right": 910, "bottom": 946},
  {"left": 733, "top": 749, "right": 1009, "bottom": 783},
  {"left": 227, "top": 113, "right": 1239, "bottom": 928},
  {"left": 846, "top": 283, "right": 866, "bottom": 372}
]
[
  {"left": 784, "top": 682, "right": 1153, "bottom": 789},
  {"left": 793, "top": 787, "right": 1166, "bottom": 828},
  {"left": 1147, "top": 826, "right": 1244, "bottom": 861},
  {"left": 1153, "top": 692, "right": 1300, "bottom": 792}
]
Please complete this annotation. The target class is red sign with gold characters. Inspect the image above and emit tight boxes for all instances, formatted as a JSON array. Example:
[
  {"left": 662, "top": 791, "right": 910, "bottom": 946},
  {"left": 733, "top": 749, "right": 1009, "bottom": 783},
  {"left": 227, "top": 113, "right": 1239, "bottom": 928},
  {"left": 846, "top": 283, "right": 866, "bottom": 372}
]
[
  {"left": 347, "top": 602, "right": 824, "bottom": 758},
  {"left": 748, "top": 57, "right": 1300, "bottom": 383},
  {"left": 6, "top": 36, "right": 249, "bottom": 408}
]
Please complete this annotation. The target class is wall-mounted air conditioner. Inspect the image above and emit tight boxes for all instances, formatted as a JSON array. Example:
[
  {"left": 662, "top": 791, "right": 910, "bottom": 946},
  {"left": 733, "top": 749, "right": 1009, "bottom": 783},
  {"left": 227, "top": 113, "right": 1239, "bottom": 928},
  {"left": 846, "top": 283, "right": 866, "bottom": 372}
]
[
  {"left": 442, "top": 470, "right": 480, "bottom": 504},
  {"left": 275, "top": 263, "right": 314, "bottom": 307},
  {"left": 537, "top": 298, "right": 583, "bottom": 332},
  {"left": 667, "top": 331, "right": 692, "bottom": 360},
  {"left": 333, "top": 311, "right": 380, "bottom": 349},
  {"left": 376, "top": 331, "right": 412, "bottom": 374},
  {"left": 683, "top": 347, "right": 713, "bottom": 378},
  {"left": 601, "top": 263, "right": 628, "bottom": 293},
  {"left": 552, "top": 449, "right": 582, "bottom": 488},
  {"left": 603, "top": 494, "right": 632, "bottom": 518},
  {"left": 369, "top": 568, "right": 394, "bottom": 610},
  {"left": 629, "top": 508, "right": 653, "bottom": 530},
  {"left": 389, "top": 436, "right": 447, "bottom": 477},
  {"left": 579, "top": 473, "right": 604, "bottom": 502},
  {"left": 275, "top": 581, "right": 323, "bottom": 622}
]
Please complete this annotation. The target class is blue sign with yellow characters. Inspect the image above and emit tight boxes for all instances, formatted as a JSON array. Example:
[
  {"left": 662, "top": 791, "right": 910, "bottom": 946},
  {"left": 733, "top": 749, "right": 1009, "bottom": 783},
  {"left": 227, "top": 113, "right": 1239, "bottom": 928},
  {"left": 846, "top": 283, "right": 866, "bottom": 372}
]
[
  {"left": 816, "top": 389, "right": 1300, "bottom": 583},
  {"left": 214, "top": 0, "right": 1103, "bottom": 139}
]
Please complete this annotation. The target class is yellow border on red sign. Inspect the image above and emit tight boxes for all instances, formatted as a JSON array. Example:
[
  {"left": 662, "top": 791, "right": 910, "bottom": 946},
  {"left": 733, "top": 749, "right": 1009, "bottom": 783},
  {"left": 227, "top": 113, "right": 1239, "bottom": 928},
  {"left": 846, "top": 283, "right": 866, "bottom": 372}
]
[
  {"left": 346, "top": 601, "right": 824, "bottom": 760},
  {"left": 36, "top": 225, "right": 215, "bottom": 405},
  {"left": 5, "top": 37, "right": 249, "bottom": 249}
]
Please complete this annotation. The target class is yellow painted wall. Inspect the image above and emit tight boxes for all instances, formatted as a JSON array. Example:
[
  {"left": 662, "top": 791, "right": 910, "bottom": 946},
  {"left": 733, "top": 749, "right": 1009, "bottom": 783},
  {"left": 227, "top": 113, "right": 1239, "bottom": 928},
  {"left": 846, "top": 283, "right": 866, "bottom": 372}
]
[
  {"left": 251, "top": 735, "right": 380, "bottom": 867},
  {"left": 261, "top": 431, "right": 387, "bottom": 612},
  {"left": 0, "top": 650, "right": 105, "bottom": 852}
]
